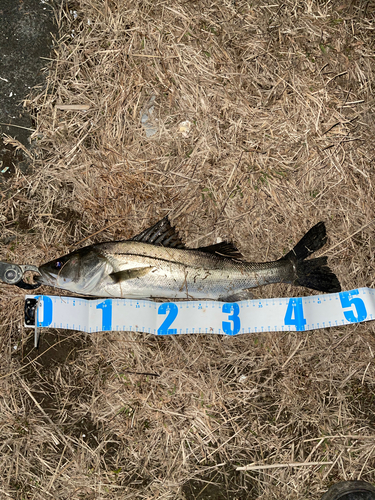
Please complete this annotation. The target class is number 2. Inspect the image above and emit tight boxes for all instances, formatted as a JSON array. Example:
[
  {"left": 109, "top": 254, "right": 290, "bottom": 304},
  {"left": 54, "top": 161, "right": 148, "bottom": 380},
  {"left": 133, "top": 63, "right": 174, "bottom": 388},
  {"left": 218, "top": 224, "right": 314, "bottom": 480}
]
[{"left": 158, "top": 303, "right": 178, "bottom": 335}]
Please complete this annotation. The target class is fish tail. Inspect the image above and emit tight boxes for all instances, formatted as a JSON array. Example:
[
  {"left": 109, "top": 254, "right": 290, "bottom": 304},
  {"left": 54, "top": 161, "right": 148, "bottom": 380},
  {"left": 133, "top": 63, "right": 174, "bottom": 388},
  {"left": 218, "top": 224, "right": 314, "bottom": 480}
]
[{"left": 282, "top": 222, "right": 341, "bottom": 293}]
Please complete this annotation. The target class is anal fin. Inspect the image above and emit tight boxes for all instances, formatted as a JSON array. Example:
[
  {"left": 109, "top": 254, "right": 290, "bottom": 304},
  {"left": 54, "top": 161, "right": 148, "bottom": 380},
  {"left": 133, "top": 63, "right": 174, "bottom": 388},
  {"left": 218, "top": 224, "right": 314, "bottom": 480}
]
[{"left": 219, "top": 289, "right": 254, "bottom": 302}]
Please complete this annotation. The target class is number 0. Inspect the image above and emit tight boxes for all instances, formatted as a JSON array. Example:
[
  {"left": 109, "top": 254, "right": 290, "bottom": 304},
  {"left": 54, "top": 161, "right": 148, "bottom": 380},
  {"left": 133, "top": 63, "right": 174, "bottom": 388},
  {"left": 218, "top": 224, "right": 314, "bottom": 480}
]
[{"left": 35, "top": 295, "right": 53, "bottom": 327}]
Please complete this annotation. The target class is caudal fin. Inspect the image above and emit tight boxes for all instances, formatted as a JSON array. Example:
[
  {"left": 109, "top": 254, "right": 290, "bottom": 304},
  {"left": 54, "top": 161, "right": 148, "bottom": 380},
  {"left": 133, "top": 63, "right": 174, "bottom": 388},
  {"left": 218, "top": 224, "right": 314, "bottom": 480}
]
[{"left": 283, "top": 222, "right": 341, "bottom": 293}]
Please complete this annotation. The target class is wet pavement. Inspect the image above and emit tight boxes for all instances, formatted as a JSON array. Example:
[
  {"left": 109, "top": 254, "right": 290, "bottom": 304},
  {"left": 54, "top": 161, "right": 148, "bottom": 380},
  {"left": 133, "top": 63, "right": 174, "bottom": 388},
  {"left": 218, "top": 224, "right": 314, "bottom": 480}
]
[{"left": 0, "top": 0, "right": 59, "bottom": 177}]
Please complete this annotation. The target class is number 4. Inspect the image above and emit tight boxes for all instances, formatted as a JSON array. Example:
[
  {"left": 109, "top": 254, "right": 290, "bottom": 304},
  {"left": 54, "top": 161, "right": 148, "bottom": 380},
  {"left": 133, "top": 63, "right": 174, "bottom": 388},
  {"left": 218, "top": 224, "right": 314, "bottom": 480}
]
[{"left": 284, "top": 298, "right": 306, "bottom": 331}]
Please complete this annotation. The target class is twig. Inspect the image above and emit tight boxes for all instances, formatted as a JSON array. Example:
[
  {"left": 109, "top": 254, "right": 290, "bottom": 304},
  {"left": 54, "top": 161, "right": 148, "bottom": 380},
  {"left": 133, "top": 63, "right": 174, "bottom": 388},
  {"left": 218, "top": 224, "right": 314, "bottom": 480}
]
[
  {"left": 236, "top": 461, "right": 333, "bottom": 471},
  {"left": 326, "top": 71, "right": 348, "bottom": 85},
  {"left": 55, "top": 104, "right": 91, "bottom": 110},
  {"left": 304, "top": 435, "right": 375, "bottom": 442},
  {"left": 282, "top": 339, "right": 304, "bottom": 369},
  {"left": 0, "top": 122, "right": 35, "bottom": 131},
  {"left": 121, "top": 370, "right": 159, "bottom": 377}
]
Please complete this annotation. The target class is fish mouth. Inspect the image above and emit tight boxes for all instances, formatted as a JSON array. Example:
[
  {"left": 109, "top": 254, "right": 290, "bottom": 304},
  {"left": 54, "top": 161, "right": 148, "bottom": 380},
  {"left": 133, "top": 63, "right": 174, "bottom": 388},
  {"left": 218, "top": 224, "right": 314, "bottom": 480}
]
[
  {"left": 34, "top": 270, "right": 75, "bottom": 288},
  {"left": 33, "top": 271, "right": 56, "bottom": 286}
]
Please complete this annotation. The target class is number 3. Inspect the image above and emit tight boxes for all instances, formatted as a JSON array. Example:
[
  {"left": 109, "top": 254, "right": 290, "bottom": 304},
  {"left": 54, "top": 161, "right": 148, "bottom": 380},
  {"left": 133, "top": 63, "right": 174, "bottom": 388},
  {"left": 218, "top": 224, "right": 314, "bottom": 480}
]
[{"left": 222, "top": 303, "right": 241, "bottom": 335}]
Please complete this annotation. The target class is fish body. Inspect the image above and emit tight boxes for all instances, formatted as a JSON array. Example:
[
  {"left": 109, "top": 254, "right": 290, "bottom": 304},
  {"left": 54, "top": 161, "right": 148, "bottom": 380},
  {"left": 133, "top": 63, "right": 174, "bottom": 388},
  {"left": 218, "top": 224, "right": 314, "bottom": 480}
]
[{"left": 37, "top": 217, "right": 341, "bottom": 300}]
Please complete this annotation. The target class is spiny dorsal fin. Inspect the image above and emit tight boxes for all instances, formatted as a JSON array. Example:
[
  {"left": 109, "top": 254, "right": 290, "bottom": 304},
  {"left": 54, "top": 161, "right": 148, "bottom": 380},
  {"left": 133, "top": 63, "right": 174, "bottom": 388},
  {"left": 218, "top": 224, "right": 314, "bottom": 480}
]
[
  {"left": 131, "top": 216, "right": 185, "bottom": 248},
  {"left": 197, "top": 241, "right": 244, "bottom": 260}
]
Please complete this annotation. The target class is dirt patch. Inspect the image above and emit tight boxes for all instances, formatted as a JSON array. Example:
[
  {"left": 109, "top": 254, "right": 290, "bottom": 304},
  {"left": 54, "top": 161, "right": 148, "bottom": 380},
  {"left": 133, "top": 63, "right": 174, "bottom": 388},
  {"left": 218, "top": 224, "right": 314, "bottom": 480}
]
[
  {"left": 346, "top": 380, "right": 375, "bottom": 427},
  {"left": 0, "top": 138, "right": 27, "bottom": 180},
  {"left": 20, "top": 329, "right": 86, "bottom": 370},
  {"left": 183, "top": 468, "right": 257, "bottom": 500},
  {"left": 0, "top": 0, "right": 58, "bottom": 147}
]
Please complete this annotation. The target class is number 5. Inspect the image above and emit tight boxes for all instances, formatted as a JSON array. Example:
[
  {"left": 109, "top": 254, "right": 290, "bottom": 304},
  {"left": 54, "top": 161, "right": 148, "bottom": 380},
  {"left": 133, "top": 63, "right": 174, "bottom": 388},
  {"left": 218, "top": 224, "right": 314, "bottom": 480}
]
[{"left": 339, "top": 290, "right": 367, "bottom": 323}]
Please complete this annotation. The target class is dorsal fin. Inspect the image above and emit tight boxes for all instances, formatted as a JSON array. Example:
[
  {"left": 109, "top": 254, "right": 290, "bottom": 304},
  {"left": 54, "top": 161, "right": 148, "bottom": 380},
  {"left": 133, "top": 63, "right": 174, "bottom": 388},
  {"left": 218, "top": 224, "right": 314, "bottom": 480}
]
[
  {"left": 197, "top": 241, "right": 244, "bottom": 260},
  {"left": 131, "top": 216, "right": 186, "bottom": 248}
]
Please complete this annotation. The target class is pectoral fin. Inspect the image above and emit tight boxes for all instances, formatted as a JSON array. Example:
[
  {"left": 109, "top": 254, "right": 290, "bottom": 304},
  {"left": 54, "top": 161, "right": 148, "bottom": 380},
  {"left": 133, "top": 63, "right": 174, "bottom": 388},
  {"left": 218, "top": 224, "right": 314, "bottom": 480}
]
[{"left": 110, "top": 267, "right": 152, "bottom": 283}]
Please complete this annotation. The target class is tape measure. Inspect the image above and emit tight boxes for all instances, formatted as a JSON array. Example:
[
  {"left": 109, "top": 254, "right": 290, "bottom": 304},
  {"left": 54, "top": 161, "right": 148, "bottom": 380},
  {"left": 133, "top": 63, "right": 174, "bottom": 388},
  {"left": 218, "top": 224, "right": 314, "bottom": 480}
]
[{"left": 25, "top": 288, "right": 374, "bottom": 340}]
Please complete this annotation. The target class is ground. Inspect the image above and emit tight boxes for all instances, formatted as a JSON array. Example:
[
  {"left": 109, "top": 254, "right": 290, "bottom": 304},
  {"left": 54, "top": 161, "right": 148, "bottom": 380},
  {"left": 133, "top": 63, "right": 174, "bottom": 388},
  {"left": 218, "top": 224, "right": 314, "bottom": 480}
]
[
  {"left": 0, "top": 0, "right": 375, "bottom": 499},
  {"left": 0, "top": 0, "right": 58, "bottom": 178}
]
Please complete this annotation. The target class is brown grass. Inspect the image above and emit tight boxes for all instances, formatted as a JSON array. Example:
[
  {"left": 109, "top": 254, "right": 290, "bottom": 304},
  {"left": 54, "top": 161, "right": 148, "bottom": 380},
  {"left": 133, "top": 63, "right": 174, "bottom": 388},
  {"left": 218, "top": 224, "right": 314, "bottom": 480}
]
[{"left": 1, "top": 0, "right": 375, "bottom": 498}]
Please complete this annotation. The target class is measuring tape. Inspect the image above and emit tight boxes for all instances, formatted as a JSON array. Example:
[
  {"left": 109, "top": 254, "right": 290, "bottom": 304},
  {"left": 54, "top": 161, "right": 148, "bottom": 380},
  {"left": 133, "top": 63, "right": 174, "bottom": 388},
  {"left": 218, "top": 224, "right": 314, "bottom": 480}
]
[{"left": 25, "top": 288, "right": 374, "bottom": 338}]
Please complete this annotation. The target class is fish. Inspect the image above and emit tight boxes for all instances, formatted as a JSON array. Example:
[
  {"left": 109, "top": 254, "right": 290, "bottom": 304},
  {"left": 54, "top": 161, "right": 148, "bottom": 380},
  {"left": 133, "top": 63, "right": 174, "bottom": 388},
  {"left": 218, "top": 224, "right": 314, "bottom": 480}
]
[{"left": 36, "top": 217, "right": 341, "bottom": 301}]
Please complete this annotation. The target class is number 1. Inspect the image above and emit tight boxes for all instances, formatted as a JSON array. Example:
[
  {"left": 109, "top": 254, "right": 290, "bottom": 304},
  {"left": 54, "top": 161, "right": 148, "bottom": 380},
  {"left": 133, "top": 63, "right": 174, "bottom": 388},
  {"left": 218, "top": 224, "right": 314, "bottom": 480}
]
[{"left": 96, "top": 300, "right": 112, "bottom": 331}]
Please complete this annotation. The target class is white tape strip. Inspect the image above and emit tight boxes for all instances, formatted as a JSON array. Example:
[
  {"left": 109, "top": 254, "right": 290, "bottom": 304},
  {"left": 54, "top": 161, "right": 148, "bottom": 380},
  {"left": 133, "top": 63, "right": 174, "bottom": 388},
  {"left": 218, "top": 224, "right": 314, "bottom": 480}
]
[{"left": 25, "top": 288, "right": 375, "bottom": 335}]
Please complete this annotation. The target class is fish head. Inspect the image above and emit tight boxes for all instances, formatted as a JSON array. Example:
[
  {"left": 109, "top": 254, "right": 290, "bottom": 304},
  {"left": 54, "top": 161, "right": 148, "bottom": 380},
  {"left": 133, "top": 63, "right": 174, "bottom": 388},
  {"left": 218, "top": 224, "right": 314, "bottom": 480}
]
[
  {"left": 36, "top": 247, "right": 106, "bottom": 293},
  {"left": 37, "top": 252, "right": 82, "bottom": 288}
]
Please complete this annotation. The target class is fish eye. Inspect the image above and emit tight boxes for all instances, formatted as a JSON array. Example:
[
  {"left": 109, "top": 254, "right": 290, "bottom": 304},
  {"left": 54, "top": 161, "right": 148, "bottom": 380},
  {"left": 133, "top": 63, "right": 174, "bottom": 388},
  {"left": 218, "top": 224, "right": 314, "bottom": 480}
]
[{"left": 55, "top": 261, "right": 63, "bottom": 270}]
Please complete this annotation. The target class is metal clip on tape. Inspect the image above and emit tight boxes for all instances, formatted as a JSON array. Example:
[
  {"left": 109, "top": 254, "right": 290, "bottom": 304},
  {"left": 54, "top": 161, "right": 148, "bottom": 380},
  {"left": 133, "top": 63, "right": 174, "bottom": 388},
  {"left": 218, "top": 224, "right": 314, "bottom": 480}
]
[{"left": 0, "top": 262, "right": 41, "bottom": 290}]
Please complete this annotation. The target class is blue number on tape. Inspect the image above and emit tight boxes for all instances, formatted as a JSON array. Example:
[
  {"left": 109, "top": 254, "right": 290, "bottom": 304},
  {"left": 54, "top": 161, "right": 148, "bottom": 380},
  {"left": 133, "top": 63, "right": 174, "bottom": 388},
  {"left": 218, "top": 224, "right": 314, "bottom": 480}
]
[
  {"left": 222, "top": 303, "right": 241, "bottom": 335},
  {"left": 35, "top": 295, "right": 53, "bottom": 327},
  {"left": 284, "top": 298, "right": 306, "bottom": 331},
  {"left": 96, "top": 300, "right": 112, "bottom": 331},
  {"left": 339, "top": 290, "right": 367, "bottom": 323},
  {"left": 157, "top": 303, "right": 178, "bottom": 335}
]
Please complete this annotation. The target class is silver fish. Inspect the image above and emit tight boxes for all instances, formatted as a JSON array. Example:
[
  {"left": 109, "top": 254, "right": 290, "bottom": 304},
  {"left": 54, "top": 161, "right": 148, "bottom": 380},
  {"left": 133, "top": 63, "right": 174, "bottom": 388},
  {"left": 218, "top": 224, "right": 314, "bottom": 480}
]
[{"left": 36, "top": 217, "right": 341, "bottom": 300}]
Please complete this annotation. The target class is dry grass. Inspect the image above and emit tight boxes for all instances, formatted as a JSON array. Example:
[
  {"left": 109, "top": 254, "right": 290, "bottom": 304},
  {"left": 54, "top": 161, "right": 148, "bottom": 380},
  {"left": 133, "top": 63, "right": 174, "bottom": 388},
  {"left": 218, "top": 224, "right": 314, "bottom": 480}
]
[{"left": 1, "top": 0, "right": 375, "bottom": 498}]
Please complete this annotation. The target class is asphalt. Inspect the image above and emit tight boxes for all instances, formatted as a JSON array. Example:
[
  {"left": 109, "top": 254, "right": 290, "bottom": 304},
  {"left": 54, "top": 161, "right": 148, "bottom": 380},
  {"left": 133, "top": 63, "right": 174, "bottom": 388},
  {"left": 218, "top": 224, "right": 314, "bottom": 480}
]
[{"left": 0, "top": 0, "right": 59, "bottom": 178}]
